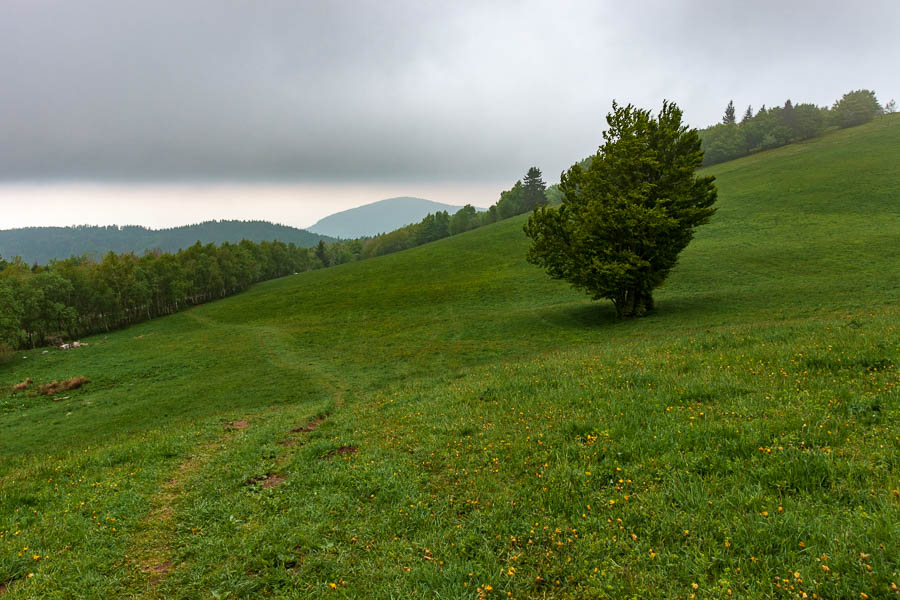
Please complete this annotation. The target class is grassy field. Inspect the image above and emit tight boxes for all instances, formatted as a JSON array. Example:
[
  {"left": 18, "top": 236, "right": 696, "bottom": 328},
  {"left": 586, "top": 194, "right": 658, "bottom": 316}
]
[{"left": 1, "top": 116, "right": 898, "bottom": 599}]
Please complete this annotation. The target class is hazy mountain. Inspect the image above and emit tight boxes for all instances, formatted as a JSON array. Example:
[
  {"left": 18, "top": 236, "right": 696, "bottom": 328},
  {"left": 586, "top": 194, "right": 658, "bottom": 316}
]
[
  {"left": 307, "top": 197, "right": 478, "bottom": 239},
  {"left": 0, "top": 220, "right": 334, "bottom": 264}
]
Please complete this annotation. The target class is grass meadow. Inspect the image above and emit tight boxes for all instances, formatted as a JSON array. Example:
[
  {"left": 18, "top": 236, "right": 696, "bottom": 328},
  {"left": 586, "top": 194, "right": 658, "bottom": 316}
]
[{"left": 0, "top": 116, "right": 898, "bottom": 598}]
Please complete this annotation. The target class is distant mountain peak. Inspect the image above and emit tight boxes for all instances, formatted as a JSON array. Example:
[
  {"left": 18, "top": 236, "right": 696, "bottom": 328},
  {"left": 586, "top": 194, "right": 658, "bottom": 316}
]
[{"left": 307, "top": 197, "right": 477, "bottom": 239}]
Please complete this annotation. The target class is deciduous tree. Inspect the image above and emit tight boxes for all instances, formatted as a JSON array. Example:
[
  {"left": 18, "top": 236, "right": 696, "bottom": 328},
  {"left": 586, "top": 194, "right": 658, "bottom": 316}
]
[
  {"left": 524, "top": 101, "right": 717, "bottom": 318},
  {"left": 831, "top": 89, "right": 881, "bottom": 128}
]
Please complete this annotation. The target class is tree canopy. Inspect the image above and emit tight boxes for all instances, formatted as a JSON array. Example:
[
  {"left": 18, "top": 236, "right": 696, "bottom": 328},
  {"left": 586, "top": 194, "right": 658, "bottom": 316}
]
[
  {"left": 831, "top": 89, "right": 882, "bottom": 128},
  {"left": 524, "top": 101, "right": 717, "bottom": 318}
]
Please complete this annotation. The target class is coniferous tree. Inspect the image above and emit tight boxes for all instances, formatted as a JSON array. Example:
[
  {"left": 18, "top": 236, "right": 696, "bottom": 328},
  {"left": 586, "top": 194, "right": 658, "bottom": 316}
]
[
  {"left": 723, "top": 100, "right": 736, "bottom": 125},
  {"left": 314, "top": 240, "right": 329, "bottom": 267},
  {"left": 743, "top": 105, "right": 754, "bottom": 122},
  {"left": 522, "top": 167, "right": 547, "bottom": 211},
  {"left": 780, "top": 99, "right": 796, "bottom": 138}
]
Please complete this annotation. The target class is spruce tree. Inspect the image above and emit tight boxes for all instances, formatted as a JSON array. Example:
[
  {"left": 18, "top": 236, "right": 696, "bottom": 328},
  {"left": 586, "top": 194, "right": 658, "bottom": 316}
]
[
  {"left": 723, "top": 100, "right": 736, "bottom": 125},
  {"left": 522, "top": 167, "right": 547, "bottom": 211},
  {"left": 742, "top": 105, "right": 753, "bottom": 122}
]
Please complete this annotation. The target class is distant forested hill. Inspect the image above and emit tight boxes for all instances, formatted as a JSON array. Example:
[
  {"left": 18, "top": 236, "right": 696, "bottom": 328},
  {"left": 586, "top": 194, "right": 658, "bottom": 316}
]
[
  {"left": 0, "top": 220, "right": 335, "bottom": 264},
  {"left": 307, "top": 197, "right": 478, "bottom": 239}
]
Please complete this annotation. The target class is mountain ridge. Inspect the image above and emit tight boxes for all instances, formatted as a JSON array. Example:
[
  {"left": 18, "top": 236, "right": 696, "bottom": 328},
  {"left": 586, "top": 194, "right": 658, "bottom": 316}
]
[
  {"left": 307, "top": 196, "right": 480, "bottom": 239},
  {"left": 0, "top": 220, "right": 334, "bottom": 264}
]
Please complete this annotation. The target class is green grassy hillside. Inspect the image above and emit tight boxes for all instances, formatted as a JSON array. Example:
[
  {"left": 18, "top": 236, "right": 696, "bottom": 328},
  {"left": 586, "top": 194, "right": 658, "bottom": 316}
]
[{"left": 1, "top": 116, "right": 898, "bottom": 599}]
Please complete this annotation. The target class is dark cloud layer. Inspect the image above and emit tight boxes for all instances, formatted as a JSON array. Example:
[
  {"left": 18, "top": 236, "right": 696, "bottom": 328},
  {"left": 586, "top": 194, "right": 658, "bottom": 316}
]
[{"left": 1, "top": 0, "right": 897, "bottom": 183}]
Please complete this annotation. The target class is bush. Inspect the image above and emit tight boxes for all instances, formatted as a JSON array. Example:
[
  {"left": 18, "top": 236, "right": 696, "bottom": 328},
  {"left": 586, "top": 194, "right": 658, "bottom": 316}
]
[{"left": 0, "top": 343, "right": 14, "bottom": 364}]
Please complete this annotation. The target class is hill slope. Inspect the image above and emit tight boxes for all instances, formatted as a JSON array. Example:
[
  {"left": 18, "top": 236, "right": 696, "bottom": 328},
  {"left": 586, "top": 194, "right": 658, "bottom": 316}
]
[
  {"left": 0, "top": 220, "right": 334, "bottom": 264},
  {"left": 0, "top": 117, "right": 898, "bottom": 599},
  {"left": 307, "top": 196, "right": 478, "bottom": 238}
]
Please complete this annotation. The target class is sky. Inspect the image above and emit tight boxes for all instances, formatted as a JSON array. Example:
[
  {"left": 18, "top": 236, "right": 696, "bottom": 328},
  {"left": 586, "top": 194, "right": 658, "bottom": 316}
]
[{"left": 1, "top": 0, "right": 897, "bottom": 229}]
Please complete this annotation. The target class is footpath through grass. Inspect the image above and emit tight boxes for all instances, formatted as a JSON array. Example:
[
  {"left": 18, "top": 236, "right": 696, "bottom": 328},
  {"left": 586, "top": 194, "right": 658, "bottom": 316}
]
[{"left": 0, "top": 116, "right": 898, "bottom": 598}]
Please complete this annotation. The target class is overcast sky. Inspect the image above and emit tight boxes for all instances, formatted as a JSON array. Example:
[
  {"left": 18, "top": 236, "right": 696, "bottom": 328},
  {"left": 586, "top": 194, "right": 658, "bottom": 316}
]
[{"left": 1, "top": 0, "right": 897, "bottom": 228}]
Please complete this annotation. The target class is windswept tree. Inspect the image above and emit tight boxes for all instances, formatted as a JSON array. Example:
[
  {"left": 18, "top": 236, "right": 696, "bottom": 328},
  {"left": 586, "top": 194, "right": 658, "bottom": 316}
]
[{"left": 524, "top": 101, "right": 717, "bottom": 318}]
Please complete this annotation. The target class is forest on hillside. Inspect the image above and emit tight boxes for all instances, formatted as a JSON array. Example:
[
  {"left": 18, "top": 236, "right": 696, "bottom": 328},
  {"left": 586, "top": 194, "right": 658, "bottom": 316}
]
[
  {"left": 0, "top": 220, "right": 334, "bottom": 265},
  {"left": 0, "top": 168, "right": 554, "bottom": 353},
  {"left": 1, "top": 89, "right": 889, "bottom": 355},
  {"left": 699, "top": 89, "right": 889, "bottom": 165}
]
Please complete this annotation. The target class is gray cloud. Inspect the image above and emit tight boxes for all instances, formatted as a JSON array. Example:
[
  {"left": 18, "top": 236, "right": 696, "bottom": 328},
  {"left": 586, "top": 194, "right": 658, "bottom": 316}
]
[{"left": 1, "top": 0, "right": 897, "bottom": 183}]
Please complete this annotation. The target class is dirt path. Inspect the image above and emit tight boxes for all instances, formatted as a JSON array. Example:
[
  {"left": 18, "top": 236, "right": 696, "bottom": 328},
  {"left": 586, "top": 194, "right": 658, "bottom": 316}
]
[
  {"left": 124, "top": 311, "right": 348, "bottom": 597},
  {"left": 184, "top": 309, "right": 348, "bottom": 410},
  {"left": 127, "top": 419, "right": 251, "bottom": 596}
]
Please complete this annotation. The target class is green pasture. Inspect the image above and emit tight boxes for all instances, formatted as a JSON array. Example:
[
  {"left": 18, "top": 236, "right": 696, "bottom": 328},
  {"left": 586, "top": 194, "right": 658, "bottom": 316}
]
[{"left": 0, "top": 116, "right": 898, "bottom": 598}]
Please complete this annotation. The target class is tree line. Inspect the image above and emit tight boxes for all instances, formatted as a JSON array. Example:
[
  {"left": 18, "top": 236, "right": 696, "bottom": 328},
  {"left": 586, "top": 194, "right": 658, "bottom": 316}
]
[
  {"left": 352, "top": 167, "right": 554, "bottom": 260},
  {"left": 0, "top": 220, "right": 335, "bottom": 266},
  {"left": 0, "top": 168, "right": 551, "bottom": 355},
  {"left": 700, "top": 89, "right": 888, "bottom": 166},
  {"left": 0, "top": 239, "right": 325, "bottom": 352}
]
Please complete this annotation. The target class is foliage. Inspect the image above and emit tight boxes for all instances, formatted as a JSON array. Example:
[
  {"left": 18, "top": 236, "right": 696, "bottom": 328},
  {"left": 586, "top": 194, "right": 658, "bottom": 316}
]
[
  {"left": 525, "top": 101, "right": 717, "bottom": 318},
  {"left": 699, "top": 89, "right": 881, "bottom": 165},
  {"left": 742, "top": 104, "right": 753, "bottom": 122},
  {"left": 723, "top": 99, "right": 736, "bottom": 124},
  {"left": 831, "top": 89, "right": 882, "bottom": 128},
  {"left": 521, "top": 166, "right": 547, "bottom": 211},
  {"left": 0, "top": 239, "right": 324, "bottom": 349},
  {"left": 448, "top": 204, "right": 479, "bottom": 235}
]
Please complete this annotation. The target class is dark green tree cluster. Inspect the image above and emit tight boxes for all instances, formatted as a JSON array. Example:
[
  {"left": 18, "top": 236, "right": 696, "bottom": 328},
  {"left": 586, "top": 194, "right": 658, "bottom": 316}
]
[
  {"left": 0, "top": 239, "right": 324, "bottom": 350},
  {"left": 525, "top": 101, "right": 717, "bottom": 318},
  {"left": 700, "top": 89, "right": 882, "bottom": 166},
  {"left": 830, "top": 89, "right": 883, "bottom": 128},
  {"left": 0, "top": 220, "right": 333, "bottom": 265}
]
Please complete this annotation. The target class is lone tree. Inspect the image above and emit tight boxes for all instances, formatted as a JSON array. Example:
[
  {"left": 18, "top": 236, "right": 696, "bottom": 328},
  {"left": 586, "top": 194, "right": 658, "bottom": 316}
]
[{"left": 523, "top": 101, "right": 717, "bottom": 318}]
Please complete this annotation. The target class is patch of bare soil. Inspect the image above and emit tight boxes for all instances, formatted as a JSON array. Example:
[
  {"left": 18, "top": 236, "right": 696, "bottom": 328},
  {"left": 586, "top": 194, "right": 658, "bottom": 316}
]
[
  {"left": 141, "top": 560, "right": 173, "bottom": 585},
  {"left": 37, "top": 376, "right": 89, "bottom": 396},
  {"left": 246, "top": 473, "right": 286, "bottom": 488},
  {"left": 290, "top": 416, "right": 325, "bottom": 433},
  {"left": 325, "top": 445, "right": 358, "bottom": 459}
]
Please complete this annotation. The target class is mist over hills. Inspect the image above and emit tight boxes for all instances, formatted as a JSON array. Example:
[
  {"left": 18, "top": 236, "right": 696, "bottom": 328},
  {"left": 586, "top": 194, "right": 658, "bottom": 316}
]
[
  {"left": 307, "top": 196, "right": 480, "bottom": 239},
  {"left": 0, "top": 220, "right": 334, "bottom": 264}
]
